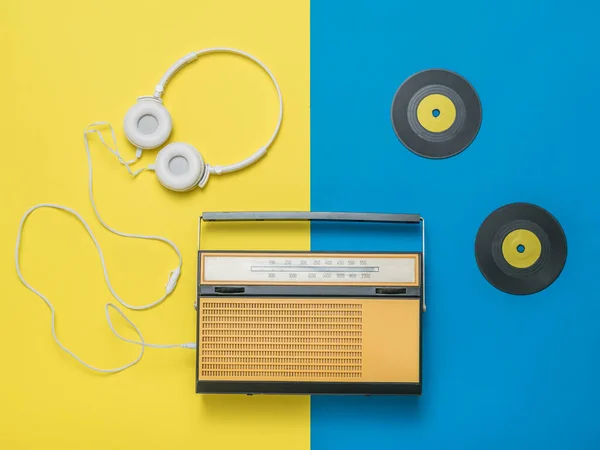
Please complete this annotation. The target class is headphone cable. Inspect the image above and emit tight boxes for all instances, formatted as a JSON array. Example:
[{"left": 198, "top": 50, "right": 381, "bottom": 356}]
[{"left": 14, "top": 125, "right": 195, "bottom": 374}]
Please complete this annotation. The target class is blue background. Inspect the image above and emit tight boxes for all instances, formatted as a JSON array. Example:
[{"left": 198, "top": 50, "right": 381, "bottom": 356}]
[{"left": 310, "top": 0, "right": 600, "bottom": 448}]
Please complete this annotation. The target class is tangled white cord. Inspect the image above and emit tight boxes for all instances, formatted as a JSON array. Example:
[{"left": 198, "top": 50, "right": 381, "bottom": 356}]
[{"left": 14, "top": 124, "right": 195, "bottom": 374}]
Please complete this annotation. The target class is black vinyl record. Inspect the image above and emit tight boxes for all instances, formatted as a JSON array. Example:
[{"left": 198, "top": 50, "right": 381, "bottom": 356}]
[
  {"left": 475, "top": 203, "right": 567, "bottom": 295},
  {"left": 391, "top": 69, "right": 482, "bottom": 159}
]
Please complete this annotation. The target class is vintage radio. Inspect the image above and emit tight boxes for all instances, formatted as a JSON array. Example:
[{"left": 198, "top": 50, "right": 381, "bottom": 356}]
[{"left": 195, "top": 212, "right": 425, "bottom": 395}]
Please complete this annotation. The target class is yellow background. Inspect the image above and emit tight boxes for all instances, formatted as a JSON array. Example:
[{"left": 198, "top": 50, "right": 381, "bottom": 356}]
[{"left": 0, "top": 1, "right": 310, "bottom": 448}]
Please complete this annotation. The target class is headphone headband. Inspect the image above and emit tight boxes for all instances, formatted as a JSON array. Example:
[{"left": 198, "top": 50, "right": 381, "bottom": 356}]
[
  {"left": 149, "top": 47, "right": 283, "bottom": 182},
  {"left": 153, "top": 51, "right": 199, "bottom": 98}
]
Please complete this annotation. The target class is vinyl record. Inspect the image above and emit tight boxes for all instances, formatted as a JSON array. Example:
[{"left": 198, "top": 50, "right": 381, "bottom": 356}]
[
  {"left": 475, "top": 203, "right": 567, "bottom": 295},
  {"left": 391, "top": 69, "right": 482, "bottom": 159}
]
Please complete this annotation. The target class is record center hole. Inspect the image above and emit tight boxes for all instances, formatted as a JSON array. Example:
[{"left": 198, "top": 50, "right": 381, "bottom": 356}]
[
  {"left": 432, "top": 109, "right": 440, "bottom": 118},
  {"left": 516, "top": 244, "right": 525, "bottom": 253},
  {"left": 169, "top": 156, "right": 189, "bottom": 176}
]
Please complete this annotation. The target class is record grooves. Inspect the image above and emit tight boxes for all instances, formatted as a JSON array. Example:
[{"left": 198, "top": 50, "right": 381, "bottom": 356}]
[
  {"left": 475, "top": 203, "right": 567, "bottom": 295},
  {"left": 391, "top": 69, "right": 482, "bottom": 159}
]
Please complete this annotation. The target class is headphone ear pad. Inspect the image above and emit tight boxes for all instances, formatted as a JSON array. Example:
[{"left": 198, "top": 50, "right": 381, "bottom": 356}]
[
  {"left": 124, "top": 99, "right": 172, "bottom": 149},
  {"left": 155, "top": 143, "right": 205, "bottom": 192}
]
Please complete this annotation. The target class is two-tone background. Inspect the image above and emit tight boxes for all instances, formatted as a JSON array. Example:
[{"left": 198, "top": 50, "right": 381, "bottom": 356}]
[{"left": 1, "top": 1, "right": 599, "bottom": 448}]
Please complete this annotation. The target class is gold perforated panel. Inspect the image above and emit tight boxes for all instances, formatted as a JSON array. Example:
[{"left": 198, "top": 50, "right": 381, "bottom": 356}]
[{"left": 198, "top": 298, "right": 420, "bottom": 383}]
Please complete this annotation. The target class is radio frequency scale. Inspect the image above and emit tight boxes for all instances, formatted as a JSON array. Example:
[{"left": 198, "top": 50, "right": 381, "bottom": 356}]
[{"left": 196, "top": 212, "right": 425, "bottom": 395}]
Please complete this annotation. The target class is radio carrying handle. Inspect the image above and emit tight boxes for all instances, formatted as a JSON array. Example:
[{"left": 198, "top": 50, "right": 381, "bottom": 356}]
[{"left": 198, "top": 211, "right": 426, "bottom": 312}]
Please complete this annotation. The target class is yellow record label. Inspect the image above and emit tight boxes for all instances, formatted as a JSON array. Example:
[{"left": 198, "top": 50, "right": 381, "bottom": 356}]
[
  {"left": 501, "top": 229, "right": 542, "bottom": 269},
  {"left": 416, "top": 94, "right": 456, "bottom": 133}
]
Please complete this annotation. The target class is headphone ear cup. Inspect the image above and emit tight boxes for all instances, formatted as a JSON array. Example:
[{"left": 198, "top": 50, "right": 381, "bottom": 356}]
[
  {"left": 123, "top": 98, "right": 172, "bottom": 149},
  {"left": 154, "top": 143, "right": 205, "bottom": 192}
]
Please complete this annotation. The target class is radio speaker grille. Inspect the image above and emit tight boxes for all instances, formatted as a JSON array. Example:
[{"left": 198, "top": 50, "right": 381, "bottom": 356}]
[{"left": 199, "top": 300, "right": 363, "bottom": 381}]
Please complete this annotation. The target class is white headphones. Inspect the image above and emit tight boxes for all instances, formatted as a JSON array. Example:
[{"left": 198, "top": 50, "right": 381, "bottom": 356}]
[
  {"left": 122, "top": 47, "right": 283, "bottom": 192},
  {"left": 14, "top": 47, "right": 284, "bottom": 374}
]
